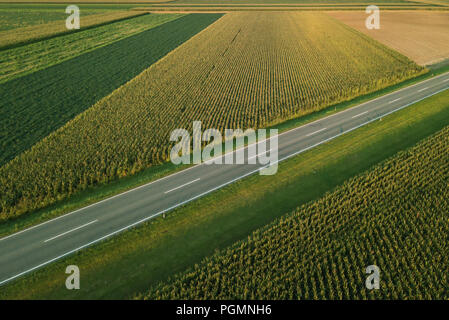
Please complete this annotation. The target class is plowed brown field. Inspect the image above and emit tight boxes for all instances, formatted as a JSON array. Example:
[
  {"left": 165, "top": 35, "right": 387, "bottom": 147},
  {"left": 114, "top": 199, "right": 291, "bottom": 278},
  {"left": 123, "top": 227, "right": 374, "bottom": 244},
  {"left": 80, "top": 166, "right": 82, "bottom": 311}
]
[{"left": 329, "top": 10, "right": 449, "bottom": 65}]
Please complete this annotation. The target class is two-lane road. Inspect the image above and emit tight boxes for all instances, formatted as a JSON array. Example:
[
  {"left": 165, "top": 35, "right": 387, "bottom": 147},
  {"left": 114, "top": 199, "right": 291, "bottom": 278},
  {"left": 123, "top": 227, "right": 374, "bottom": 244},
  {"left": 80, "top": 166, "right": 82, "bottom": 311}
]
[{"left": 1, "top": 72, "right": 448, "bottom": 286}]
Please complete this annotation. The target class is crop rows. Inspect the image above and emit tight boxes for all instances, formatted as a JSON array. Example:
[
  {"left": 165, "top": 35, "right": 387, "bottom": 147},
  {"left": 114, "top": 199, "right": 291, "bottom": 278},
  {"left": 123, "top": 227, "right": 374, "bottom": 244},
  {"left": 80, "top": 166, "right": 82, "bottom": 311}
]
[
  {"left": 0, "top": 12, "right": 423, "bottom": 220},
  {"left": 142, "top": 125, "right": 449, "bottom": 300},
  {"left": 0, "top": 13, "right": 221, "bottom": 167},
  {"left": 0, "top": 13, "right": 186, "bottom": 83}
]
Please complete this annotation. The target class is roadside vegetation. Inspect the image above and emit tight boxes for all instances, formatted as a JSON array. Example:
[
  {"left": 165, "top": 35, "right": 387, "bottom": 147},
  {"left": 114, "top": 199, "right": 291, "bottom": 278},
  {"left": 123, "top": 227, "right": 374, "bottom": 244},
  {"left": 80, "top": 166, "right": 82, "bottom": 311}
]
[
  {"left": 0, "top": 12, "right": 424, "bottom": 221},
  {"left": 1, "top": 88, "right": 448, "bottom": 299},
  {"left": 0, "top": 10, "right": 146, "bottom": 50},
  {"left": 143, "top": 123, "right": 449, "bottom": 300},
  {"left": 0, "top": 6, "right": 105, "bottom": 32}
]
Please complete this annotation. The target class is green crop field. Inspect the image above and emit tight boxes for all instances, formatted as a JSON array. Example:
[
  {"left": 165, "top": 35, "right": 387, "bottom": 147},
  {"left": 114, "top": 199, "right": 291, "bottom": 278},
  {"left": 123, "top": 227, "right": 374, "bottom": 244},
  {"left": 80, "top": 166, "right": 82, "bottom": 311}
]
[
  {"left": 0, "top": 0, "right": 419, "bottom": 3},
  {"left": 0, "top": 12, "right": 425, "bottom": 222},
  {"left": 0, "top": 9, "right": 100, "bottom": 32},
  {"left": 1, "top": 83, "right": 448, "bottom": 300},
  {"left": 0, "top": 2, "right": 447, "bottom": 303},
  {"left": 0, "top": 13, "right": 221, "bottom": 169},
  {"left": 143, "top": 124, "right": 449, "bottom": 300},
  {"left": 161, "top": 0, "right": 420, "bottom": 4},
  {"left": 0, "top": 6, "right": 114, "bottom": 32},
  {"left": 0, "top": 13, "right": 185, "bottom": 83}
]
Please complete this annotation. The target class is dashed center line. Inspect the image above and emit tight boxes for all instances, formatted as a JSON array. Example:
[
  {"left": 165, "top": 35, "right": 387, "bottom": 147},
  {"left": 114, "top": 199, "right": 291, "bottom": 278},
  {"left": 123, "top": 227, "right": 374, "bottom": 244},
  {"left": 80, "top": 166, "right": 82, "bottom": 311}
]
[
  {"left": 164, "top": 178, "right": 200, "bottom": 194},
  {"left": 306, "top": 127, "right": 327, "bottom": 137},
  {"left": 389, "top": 98, "right": 401, "bottom": 104},
  {"left": 351, "top": 110, "right": 369, "bottom": 119},
  {"left": 44, "top": 220, "right": 98, "bottom": 243},
  {"left": 418, "top": 87, "right": 429, "bottom": 92}
]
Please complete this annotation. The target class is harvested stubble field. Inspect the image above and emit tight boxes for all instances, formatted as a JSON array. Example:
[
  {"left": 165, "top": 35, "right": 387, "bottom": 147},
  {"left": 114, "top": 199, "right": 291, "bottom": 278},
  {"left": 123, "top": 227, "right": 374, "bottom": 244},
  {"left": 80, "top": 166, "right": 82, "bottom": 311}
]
[
  {"left": 329, "top": 10, "right": 449, "bottom": 66},
  {"left": 143, "top": 124, "right": 449, "bottom": 300},
  {"left": 161, "top": 0, "right": 414, "bottom": 3},
  {"left": 0, "top": 12, "right": 424, "bottom": 221}
]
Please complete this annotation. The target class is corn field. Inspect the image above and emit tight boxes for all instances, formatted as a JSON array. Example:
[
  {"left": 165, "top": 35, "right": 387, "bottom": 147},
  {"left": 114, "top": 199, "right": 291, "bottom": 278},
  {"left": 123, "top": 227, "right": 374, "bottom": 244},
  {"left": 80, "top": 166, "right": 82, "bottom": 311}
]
[
  {"left": 142, "top": 125, "right": 449, "bottom": 300},
  {"left": 0, "top": 12, "right": 425, "bottom": 220}
]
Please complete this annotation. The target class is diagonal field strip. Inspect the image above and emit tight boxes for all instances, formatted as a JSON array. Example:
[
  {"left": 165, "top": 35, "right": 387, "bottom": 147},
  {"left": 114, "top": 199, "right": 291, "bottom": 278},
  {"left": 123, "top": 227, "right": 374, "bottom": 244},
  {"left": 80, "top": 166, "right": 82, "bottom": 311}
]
[
  {"left": 0, "top": 13, "right": 186, "bottom": 84},
  {"left": 0, "top": 71, "right": 447, "bottom": 287},
  {"left": 0, "top": 13, "right": 223, "bottom": 167}
]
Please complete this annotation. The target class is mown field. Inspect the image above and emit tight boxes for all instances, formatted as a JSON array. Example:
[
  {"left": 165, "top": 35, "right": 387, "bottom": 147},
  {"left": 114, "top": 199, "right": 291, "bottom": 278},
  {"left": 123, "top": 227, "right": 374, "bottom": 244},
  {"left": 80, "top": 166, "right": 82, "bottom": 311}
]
[
  {"left": 0, "top": 11, "right": 424, "bottom": 221},
  {"left": 142, "top": 123, "right": 449, "bottom": 300},
  {"left": 0, "top": 13, "right": 221, "bottom": 168}
]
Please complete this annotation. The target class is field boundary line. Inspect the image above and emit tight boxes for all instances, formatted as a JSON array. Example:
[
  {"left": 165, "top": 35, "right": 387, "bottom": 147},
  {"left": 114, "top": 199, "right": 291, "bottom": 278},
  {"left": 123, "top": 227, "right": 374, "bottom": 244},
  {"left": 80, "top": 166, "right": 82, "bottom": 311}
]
[
  {"left": 1, "top": 71, "right": 448, "bottom": 243},
  {"left": 0, "top": 85, "right": 448, "bottom": 286}
]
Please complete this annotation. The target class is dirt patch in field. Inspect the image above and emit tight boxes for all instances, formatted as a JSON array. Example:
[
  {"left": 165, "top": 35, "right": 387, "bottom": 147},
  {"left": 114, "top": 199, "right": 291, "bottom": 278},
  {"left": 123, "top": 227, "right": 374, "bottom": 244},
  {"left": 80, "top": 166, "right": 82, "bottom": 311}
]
[{"left": 329, "top": 10, "right": 449, "bottom": 65}]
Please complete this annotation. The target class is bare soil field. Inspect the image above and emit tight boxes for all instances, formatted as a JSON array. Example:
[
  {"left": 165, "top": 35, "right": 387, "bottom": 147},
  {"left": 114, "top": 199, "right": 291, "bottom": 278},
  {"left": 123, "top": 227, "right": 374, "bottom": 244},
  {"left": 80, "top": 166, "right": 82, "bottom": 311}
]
[{"left": 329, "top": 10, "right": 449, "bottom": 65}]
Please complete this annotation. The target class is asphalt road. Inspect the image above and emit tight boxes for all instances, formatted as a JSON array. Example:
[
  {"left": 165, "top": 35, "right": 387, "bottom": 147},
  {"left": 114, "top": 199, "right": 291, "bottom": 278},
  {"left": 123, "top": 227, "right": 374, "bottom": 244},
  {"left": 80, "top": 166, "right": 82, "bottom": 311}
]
[{"left": 1, "top": 72, "right": 448, "bottom": 286}]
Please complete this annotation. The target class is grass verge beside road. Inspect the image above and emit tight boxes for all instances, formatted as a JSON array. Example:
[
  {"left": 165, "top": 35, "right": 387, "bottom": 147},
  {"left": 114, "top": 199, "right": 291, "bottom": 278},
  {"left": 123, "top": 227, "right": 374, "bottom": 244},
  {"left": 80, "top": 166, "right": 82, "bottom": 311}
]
[
  {"left": 0, "top": 13, "right": 222, "bottom": 167},
  {"left": 2, "top": 67, "right": 449, "bottom": 239},
  {"left": 1, "top": 88, "right": 448, "bottom": 299}
]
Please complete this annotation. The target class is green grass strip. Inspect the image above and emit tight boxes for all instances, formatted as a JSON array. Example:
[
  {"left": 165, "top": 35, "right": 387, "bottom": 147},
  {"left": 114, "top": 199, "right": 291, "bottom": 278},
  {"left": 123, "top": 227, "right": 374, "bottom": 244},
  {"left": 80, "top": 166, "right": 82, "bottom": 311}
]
[
  {"left": 0, "top": 13, "right": 186, "bottom": 84},
  {"left": 0, "top": 13, "right": 223, "bottom": 167},
  {"left": 1, "top": 87, "right": 448, "bottom": 299}
]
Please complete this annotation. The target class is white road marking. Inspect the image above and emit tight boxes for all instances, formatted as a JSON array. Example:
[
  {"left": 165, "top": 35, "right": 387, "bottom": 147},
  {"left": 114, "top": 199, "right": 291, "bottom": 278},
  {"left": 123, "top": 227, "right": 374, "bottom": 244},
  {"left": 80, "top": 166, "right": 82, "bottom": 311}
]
[
  {"left": 164, "top": 178, "right": 200, "bottom": 194},
  {"left": 389, "top": 98, "right": 401, "bottom": 104},
  {"left": 43, "top": 220, "right": 98, "bottom": 243},
  {"left": 1, "top": 82, "right": 449, "bottom": 286},
  {"left": 247, "top": 149, "right": 275, "bottom": 161},
  {"left": 351, "top": 110, "right": 369, "bottom": 119},
  {"left": 2, "top": 72, "right": 449, "bottom": 244},
  {"left": 306, "top": 127, "right": 327, "bottom": 137},
  {"left": 418, "top": 87, "right": 429, "bottom": 92}
]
